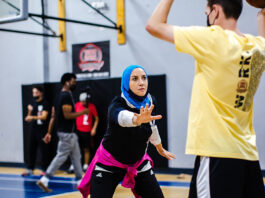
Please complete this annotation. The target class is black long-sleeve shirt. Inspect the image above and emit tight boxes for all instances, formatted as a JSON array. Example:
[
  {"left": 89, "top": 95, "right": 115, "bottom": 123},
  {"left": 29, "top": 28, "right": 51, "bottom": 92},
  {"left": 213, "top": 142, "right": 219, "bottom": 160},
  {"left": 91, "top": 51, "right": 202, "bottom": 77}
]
[{"left": 102, "top": 95, "right": 157, "bottom": 165}]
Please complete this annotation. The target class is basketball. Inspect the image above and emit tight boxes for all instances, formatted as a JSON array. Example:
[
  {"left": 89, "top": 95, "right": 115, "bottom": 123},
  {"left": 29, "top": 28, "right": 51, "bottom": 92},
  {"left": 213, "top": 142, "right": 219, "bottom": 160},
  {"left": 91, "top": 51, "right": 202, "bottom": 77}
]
[{"left": 246, "top": 0, "right": 265, "bottom": 8}]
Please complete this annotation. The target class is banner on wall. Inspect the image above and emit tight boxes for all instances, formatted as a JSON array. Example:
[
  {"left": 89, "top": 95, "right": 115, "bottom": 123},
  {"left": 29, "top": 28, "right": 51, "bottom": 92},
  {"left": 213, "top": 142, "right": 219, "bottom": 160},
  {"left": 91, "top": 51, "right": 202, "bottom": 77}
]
[{"left": 72, "top": 41, "right": 110, "bottom": 78}]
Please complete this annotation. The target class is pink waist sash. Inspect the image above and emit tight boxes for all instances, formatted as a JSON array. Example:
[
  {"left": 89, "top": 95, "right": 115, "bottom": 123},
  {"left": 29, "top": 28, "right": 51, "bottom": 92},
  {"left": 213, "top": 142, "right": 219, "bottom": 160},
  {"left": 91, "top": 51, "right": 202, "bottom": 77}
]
[{"left": 77, "top": 142, "right": 153, "bottom": 198}]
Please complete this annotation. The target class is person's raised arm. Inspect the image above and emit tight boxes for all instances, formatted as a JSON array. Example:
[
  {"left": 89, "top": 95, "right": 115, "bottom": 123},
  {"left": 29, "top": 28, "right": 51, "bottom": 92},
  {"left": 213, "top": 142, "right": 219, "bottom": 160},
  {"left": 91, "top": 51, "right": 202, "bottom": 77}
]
[
  {"left": 27, "top": 105, "right": 33, "bottom": 116},
  {"left": 146, "top": 0, "right": 175, "bottom": 43},
  {"left": 258, "top": 8, "right": 265, "bottom": 38},
  {"left": 25, "top": 104, "right": 33, "bottom": 122},
  {"left": 116, "top": 104, "right": 161, "bottom": 127}
]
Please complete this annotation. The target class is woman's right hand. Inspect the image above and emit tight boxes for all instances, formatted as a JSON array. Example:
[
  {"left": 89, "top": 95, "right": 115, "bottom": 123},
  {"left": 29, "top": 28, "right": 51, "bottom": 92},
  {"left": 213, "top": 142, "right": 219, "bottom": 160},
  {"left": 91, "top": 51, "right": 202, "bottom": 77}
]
[{"left": 133, "top": 104, "right": 162, "bottom": 125}]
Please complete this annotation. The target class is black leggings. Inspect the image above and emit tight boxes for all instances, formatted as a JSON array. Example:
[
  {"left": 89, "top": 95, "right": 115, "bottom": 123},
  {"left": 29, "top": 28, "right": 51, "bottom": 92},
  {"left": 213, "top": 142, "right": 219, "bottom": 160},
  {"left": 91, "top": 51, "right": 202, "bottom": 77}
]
[
  {"left": 27, "top": 128, "right": 49, "bottom": 171},
  {"left": 90, "top": 167, "right": 164, "bottom": 198}
]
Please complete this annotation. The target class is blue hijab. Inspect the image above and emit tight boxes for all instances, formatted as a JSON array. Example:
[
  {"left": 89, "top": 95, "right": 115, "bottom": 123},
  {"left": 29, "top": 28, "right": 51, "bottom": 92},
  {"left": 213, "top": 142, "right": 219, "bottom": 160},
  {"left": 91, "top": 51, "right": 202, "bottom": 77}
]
[{"left": 121, "top": 65, "right": 151, "bottom": 110}]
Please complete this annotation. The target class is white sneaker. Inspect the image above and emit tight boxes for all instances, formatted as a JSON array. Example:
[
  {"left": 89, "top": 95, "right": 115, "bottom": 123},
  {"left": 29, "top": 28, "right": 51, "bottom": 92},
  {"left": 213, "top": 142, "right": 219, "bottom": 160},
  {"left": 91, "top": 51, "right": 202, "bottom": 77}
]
[
  {"left": 83, "top": 164, "right": 88, "bottom": 171},
  {"left": 37, "top": 176, "right": 52, "bottom": 192},
  {"left": 67, "top": 164, "right": 74, "bottom": 174},
  {"left": 76, "top": 179, "right": 82, "bottom": 186}
]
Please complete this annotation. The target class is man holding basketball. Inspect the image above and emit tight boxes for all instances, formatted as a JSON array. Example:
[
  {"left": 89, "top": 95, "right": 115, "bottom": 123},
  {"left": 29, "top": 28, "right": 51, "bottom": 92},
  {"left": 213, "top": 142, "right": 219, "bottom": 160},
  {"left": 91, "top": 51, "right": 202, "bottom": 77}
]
[{"left": 146, "top": 0, "right": 265, "bottom": 197}]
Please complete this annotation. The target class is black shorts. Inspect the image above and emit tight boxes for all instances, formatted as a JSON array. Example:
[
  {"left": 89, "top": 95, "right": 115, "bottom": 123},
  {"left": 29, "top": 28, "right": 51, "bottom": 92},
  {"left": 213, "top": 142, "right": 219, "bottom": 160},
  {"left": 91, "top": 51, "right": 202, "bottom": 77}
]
[
  {"left": 189, "top": 156, "right": 265, "bottom": 198},
  {"left": 76, "top": 130, "right": 92, "bottom": 150}
]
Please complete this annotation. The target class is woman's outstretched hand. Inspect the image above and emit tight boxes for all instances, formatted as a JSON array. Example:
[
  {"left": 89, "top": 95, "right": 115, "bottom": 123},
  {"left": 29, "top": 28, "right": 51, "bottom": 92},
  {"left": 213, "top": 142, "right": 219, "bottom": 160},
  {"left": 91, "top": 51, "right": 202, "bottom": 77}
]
[
  {"left": 133, "top": 104, "right": 162, "bottom": 125},
  {"left": 156, "top": 144, "right": 176, "bottom": 160}
]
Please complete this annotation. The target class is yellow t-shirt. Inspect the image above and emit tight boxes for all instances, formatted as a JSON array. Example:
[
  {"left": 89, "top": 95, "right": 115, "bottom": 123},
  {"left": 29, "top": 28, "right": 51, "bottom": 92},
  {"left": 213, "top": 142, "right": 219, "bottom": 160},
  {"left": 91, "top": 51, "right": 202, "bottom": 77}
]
[{"left": 174, "top": 25, "right": 265, "bottom": 160}]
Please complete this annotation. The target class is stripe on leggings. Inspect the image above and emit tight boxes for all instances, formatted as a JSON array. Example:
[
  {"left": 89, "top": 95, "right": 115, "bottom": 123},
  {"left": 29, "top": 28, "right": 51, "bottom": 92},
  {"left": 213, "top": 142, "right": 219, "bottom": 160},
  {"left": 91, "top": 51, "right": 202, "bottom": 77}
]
[{"left": 196, "top": 157, "right": 210, "bottom": 198}]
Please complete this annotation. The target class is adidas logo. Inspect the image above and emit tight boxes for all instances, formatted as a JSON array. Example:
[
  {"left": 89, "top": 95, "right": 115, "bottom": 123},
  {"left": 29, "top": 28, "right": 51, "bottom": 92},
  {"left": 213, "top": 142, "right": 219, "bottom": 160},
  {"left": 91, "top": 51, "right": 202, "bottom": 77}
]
[{"left": 96, "top": 172, "right": 103, "bottom": 177}]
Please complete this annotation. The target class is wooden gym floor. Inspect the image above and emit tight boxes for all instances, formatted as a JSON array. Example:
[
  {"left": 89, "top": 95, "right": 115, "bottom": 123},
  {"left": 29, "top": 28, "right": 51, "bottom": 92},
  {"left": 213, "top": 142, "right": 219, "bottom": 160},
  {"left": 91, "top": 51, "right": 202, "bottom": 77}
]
[
  {"left": 1, "top": 167, "right": 265, "bottom": 198},
  {"left": 0, "top": 167, "right": 190, "bottom": 198}
]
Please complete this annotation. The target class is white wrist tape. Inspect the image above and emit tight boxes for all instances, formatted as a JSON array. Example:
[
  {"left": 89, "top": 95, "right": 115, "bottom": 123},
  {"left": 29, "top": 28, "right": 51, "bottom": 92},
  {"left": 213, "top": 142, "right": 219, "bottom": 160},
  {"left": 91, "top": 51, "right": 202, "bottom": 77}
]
[
  {"left": 118, "top": 110, "right": 137, "bottom": 127},
  {"left": 149, "top": 125, "right": 161, "bottom": 145}
]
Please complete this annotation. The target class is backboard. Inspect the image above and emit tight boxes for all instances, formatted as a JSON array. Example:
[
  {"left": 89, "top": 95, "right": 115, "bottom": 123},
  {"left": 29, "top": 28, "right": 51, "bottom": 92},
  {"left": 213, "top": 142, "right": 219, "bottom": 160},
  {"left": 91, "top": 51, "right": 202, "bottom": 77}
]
[{"left": 0, "top": 0, "right": 28, "bottom": 24}]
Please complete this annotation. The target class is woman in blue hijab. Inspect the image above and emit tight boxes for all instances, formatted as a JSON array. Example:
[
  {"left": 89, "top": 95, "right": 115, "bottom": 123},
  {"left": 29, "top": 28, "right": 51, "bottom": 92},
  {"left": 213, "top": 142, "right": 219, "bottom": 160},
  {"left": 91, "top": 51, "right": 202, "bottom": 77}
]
[
  {"left": 78, "top": 65, "right": 175, "bottom": 198},
  {"left": 121, "top": 65, "right": 151, "bottom": 110}
]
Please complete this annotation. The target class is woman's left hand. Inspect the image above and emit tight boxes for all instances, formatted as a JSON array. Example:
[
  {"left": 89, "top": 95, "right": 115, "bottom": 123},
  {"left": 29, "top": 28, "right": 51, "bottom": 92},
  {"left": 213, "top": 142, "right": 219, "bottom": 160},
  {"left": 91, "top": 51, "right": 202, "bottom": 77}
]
[{"left": 156, "top": 144, "right": 176, "bottom": 160}]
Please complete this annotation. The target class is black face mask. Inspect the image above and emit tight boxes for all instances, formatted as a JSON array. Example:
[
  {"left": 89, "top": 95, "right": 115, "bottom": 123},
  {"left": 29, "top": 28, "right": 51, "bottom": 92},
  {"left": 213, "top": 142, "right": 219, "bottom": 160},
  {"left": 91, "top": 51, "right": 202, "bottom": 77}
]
[
  {"left": 207, "top": 15, "right": 211, "bottom": 27},
  {"left": 33, "top": 96, "right": 40, "bottom": 101},
  {"left": 70, "top": 84, "right": 76, "bottom": 91},
  {"left": 84, "top": 98, "right": 92, "bottom": 107},
  {"left": 206, "top": 9, "right": 214, "bottom": 27},
  {"left": 86, "top": 94, "right": 91, "bottom": 104},
  {"left": 86, "top": 98, "right": 91, "bottom": 104}
]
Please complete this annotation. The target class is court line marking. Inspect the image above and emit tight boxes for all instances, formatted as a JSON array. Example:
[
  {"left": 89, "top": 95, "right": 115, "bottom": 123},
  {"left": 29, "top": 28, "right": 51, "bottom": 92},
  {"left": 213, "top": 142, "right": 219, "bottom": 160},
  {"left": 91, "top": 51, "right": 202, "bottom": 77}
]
[
  {"left": 41, "top": 191, "right": 78, "bottom": 198},
  {"left": 40, "top": 185, "right": 190, "bottom": 198},
  {"left": 0, "top": 173, "right": 189, "bottom": 187},
  {"left": 0, "top": 187, "right": 43, "bottom": 192},
  {"left": 1, "top": 173, "right": 264, "bottom": 188},
  {"left": 0, "top": 176, "right": 77, "bottom": 184}
]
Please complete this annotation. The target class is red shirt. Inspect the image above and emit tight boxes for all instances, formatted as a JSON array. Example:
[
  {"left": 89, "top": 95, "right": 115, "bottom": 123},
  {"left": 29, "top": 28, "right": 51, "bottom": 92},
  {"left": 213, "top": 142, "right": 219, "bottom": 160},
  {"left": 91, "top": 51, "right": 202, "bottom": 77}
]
[{"left": 75, "top": 102, "right": 98, "bottom": 132}]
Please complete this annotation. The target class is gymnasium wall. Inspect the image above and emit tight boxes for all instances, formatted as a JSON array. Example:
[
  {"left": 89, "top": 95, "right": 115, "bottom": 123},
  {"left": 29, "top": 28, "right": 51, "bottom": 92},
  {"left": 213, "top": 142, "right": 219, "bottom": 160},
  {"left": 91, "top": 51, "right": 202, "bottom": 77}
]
[{"left": 0, "top": 0, "right": 265, "bottom": 169}]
